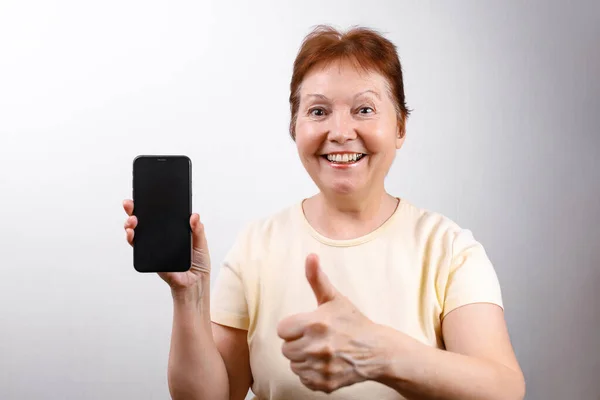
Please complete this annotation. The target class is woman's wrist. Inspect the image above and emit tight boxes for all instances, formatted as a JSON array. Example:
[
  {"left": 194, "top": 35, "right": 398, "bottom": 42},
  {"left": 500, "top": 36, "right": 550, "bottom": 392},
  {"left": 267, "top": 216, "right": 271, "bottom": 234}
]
[
  {"left": 171, "top": 280, "right": 207, "bottom": 306},
  {"left": 365, "top": 323, "right": 418, "bottom": 385},
  {"left": 171, "top": 279, "right": 214, "bottom": 333}
]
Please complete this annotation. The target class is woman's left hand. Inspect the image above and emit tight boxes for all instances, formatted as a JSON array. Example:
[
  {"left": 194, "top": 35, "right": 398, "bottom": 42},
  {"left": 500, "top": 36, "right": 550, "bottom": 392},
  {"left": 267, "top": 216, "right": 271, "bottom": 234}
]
[{"left": 277, "top": 254, "right": 395, "bottom": 394}]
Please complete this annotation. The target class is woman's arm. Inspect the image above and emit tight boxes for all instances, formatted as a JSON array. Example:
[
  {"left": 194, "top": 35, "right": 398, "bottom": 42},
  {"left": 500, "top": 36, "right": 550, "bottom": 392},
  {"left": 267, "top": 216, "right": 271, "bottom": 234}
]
[
  {"left": 167, "top": 278, "right": 252, "bottom": 400},
  {"left": 278, "top": 255, "right": 524, "bottom": 399},
  {"left": 123, "top": 201, "right": 252, "bottom": 399},
  {"left": 375, "top": 303, "right": 525, "bottom": 400},
  {"left": 213, "top": 322, "right": 253, "bottom": 400}
]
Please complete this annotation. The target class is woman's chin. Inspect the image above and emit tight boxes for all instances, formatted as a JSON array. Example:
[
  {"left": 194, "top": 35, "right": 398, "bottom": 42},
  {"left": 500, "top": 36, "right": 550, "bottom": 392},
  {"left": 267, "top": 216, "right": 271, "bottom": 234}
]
[{"left": 324, "top": 181, "right": 362, "bottom": 196}]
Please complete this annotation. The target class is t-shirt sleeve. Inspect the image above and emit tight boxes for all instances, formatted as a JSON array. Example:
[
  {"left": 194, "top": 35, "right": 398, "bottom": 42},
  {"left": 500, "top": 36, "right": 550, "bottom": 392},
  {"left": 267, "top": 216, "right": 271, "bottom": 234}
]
[
  {"left": 441, "top": 228, "right": 504, "bottom": 319},
  {"left": 210, "top": 227, "right": 250, "bottom": 330}
]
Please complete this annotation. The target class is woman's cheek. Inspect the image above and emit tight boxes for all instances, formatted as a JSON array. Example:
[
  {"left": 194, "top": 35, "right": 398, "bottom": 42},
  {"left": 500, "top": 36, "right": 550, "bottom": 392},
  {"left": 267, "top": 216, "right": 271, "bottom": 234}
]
[
  {"left": 297, "top": 122, "right": 325, "bottom": 153},
  {"left": 361, "top": 121, "right": 397, "bottom": 152}
]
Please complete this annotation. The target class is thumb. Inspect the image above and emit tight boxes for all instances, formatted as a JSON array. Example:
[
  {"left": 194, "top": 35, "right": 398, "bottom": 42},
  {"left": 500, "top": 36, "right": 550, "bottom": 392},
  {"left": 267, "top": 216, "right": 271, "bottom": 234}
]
[
  {"left": 305, "top": 254, "right": 336, "bottom": 305},
  {"left": 190, "top": 213, "right": 209, "bottom": 251},
  {"left": 190, "top": 214, "right": 211, "bottom": 273}
]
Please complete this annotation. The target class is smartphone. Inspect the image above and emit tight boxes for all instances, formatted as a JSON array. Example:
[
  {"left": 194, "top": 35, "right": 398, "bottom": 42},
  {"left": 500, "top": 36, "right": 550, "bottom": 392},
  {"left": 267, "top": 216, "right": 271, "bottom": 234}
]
[{"left": 132, "top": 155, "right": 192, "bottom": 273}]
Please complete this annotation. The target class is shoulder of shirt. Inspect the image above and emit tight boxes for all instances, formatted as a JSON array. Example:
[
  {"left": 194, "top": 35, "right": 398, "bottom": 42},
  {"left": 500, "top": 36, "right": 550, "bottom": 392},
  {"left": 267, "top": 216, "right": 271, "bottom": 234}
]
[
  {"left": 396, "top": 199, "right": 478, "bottom": 251},
  {"left": 401, "top": 199, "right": 463, "bottom": 231},
  {"left": 231, "top": 202, "right": 300, "bottom": 247}
]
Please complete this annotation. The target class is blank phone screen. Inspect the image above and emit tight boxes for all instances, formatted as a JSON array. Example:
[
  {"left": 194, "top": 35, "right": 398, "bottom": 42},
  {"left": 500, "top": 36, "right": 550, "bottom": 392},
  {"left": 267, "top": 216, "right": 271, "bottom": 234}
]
[{"left": 132, "top": 156, "right": 191, "bottom": 273}]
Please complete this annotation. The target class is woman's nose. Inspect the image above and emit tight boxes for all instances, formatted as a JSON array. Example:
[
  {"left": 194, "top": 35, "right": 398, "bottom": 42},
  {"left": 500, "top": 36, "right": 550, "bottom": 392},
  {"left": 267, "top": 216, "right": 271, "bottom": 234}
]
[{"left": 327, "top": 111, "right": 357, "bottom": 143}]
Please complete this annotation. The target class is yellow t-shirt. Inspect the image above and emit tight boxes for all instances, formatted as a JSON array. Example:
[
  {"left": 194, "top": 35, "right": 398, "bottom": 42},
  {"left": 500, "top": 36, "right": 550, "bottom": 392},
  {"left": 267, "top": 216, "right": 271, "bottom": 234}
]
[{"left": 210, "top": 199, "right": 503, "bottom": 400}]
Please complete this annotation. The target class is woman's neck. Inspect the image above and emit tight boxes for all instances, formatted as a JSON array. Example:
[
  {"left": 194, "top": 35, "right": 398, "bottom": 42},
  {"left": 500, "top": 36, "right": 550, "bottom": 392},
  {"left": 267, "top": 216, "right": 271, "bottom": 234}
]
[{"left": 302, "top": 190, "right": 400, "bottom": 240}]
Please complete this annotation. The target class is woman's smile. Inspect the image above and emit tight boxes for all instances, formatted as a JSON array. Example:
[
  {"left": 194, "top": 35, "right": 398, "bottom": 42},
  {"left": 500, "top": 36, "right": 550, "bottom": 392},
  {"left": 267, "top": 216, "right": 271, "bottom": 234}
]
[{"left": 320, "top": 152, "right": 368, "bottom": 169}]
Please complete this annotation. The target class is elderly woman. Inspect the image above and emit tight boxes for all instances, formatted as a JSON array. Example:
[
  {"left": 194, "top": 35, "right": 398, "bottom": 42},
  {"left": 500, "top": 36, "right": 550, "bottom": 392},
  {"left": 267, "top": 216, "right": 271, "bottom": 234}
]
[{"left": 123, "top": 25, "right": 525, "bottom": 400}]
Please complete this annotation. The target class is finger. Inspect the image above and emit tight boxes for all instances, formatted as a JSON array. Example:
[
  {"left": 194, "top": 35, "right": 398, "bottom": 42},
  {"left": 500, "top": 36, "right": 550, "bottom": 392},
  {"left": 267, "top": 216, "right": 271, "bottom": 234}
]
[
  {"left": 282, "top": 336, "right": 309, "bottom": 362},
  {"left": 305, "top": 254, "right": 336, "bottom": 305},
  {"left": 190, "top": 214, "right": 208, "bottom": 250},
  {"left": 277, "top": 312, "right": 313, "bottom": 341},
  {"left": 290, "top": 360, "right": 310, "bottom": 375},
  {"left": 124, "top": 215, "right": 137, "bottom": 230},
  {"left": 125, "top": 228, "right": 134, "bottom": 246},
  {"left": 123, "top": 199, "right": 134, "bottom": 216},
  {"left": 298, "top": 370, "right": 325, "bottom": 392}
]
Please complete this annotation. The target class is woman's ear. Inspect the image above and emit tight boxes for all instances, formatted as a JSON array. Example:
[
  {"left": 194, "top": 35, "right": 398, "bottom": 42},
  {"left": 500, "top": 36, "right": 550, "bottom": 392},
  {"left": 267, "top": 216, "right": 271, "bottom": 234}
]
[{"left": 396, "top": 118, "right": 406, "bottom": 149}]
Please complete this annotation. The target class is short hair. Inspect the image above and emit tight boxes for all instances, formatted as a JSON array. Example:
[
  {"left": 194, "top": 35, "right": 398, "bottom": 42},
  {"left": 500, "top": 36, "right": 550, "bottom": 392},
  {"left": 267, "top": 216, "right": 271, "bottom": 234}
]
[{"left": 289, "top": 25, "right": 411, "bottom": 139}]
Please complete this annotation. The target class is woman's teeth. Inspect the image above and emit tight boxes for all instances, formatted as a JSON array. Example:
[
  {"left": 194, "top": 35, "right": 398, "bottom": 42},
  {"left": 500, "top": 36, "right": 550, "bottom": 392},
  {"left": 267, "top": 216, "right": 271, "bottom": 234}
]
[{"left": 325, "top": 153, "right": 365, "bottom": 163}]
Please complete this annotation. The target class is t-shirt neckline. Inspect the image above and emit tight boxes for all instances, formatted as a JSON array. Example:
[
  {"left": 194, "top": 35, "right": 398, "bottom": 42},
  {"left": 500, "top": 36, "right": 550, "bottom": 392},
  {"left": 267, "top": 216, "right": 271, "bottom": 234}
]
[{"left": 297, "top": 197, "right": 405, "bottom": 247}]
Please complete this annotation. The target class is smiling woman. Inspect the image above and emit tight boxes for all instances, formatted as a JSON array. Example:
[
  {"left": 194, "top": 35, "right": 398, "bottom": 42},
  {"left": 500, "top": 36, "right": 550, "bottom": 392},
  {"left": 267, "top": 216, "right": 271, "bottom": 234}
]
[
  {"left": 295, "top": 63, "right": 402, "bottom": 204},
  {"left": 291, "top": 26, "right": 409, "bottom": 205},
  {"left": 123, "top": 24, "right": 525, "bottom": 400}
]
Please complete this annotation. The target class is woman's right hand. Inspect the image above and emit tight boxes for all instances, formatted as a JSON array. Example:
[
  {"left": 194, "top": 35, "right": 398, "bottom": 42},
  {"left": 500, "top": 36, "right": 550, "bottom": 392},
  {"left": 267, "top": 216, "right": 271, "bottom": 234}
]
[{"left": 123, "top": 199, "right": 211, "bottom": 294}]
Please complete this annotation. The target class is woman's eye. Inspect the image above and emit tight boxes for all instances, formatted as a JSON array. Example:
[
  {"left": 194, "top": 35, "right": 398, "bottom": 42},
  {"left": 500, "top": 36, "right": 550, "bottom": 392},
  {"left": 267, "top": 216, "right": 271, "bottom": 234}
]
[
  {"left": 359, "top": 107, "right": 374, "bottom": 114},
  {"left": 310, "top": 108, "right": 326, "bottom": 117}
]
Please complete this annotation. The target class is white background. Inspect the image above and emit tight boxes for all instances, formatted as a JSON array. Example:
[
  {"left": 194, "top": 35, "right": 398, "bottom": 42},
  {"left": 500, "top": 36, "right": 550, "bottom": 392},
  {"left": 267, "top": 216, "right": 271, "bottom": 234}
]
[{"left": 1, "top": 1, "right": 598, "bottom": 399}]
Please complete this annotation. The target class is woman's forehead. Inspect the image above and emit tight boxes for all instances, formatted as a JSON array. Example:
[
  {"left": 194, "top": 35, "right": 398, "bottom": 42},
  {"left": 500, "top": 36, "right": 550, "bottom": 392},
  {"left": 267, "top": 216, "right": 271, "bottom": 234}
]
[{"left": 299, "top": 63, "right": 388, "bottom": 99}]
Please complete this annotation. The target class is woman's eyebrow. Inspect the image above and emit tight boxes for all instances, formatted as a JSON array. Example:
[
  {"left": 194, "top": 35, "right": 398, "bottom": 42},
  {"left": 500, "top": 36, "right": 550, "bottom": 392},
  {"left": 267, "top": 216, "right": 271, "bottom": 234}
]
[
  {"left": 303, "top": 90, "right": 380, "bottom": 101},
  {"left": 354, "top": 90, "right": 380, "bottom": 100},
  {"left": 305, "top": 93, "right": 329, "bottom": 101}
]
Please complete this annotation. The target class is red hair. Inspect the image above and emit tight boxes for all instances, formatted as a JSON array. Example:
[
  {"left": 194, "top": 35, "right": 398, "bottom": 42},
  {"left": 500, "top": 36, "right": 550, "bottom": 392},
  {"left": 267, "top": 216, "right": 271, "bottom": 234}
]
[{"left": 289, "top": 25, "right": 411, "bottom": 139}]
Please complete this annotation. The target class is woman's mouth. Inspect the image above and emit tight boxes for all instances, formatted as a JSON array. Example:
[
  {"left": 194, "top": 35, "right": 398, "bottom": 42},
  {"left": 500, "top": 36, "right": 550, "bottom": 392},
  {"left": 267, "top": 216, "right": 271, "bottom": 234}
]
[
  {"left": 321, "top": 152, "right": 367, "bottom": 166},
  {"left": 323, "top": 153, "right": 366, "bottom": 164}
]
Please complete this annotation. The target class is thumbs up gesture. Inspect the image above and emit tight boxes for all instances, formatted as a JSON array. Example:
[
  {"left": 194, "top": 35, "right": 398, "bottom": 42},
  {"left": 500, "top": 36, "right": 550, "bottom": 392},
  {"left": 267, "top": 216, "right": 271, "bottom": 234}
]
[{"left": 277, "top": 254, "right": 391, "bottom": 394}]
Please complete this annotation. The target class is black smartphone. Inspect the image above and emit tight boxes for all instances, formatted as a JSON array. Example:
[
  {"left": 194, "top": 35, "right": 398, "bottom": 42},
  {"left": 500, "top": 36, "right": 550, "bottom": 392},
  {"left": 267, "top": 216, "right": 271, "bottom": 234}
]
[{"left": 132, "top": 155, "right": 192, "bottom": 273}]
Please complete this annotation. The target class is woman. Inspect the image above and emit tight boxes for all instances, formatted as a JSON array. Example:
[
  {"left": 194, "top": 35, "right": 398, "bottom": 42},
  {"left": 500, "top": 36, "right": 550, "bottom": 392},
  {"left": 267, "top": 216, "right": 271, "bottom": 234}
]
[{"left": 123, "top": 25, "right": 525, "bottom": 400}]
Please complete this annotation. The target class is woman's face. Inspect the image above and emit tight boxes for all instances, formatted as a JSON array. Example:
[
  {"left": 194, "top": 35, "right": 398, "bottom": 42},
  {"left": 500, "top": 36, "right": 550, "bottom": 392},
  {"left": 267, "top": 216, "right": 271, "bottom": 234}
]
[{"left": 294, "top": 61, "right": 404, "bottom": 198}]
